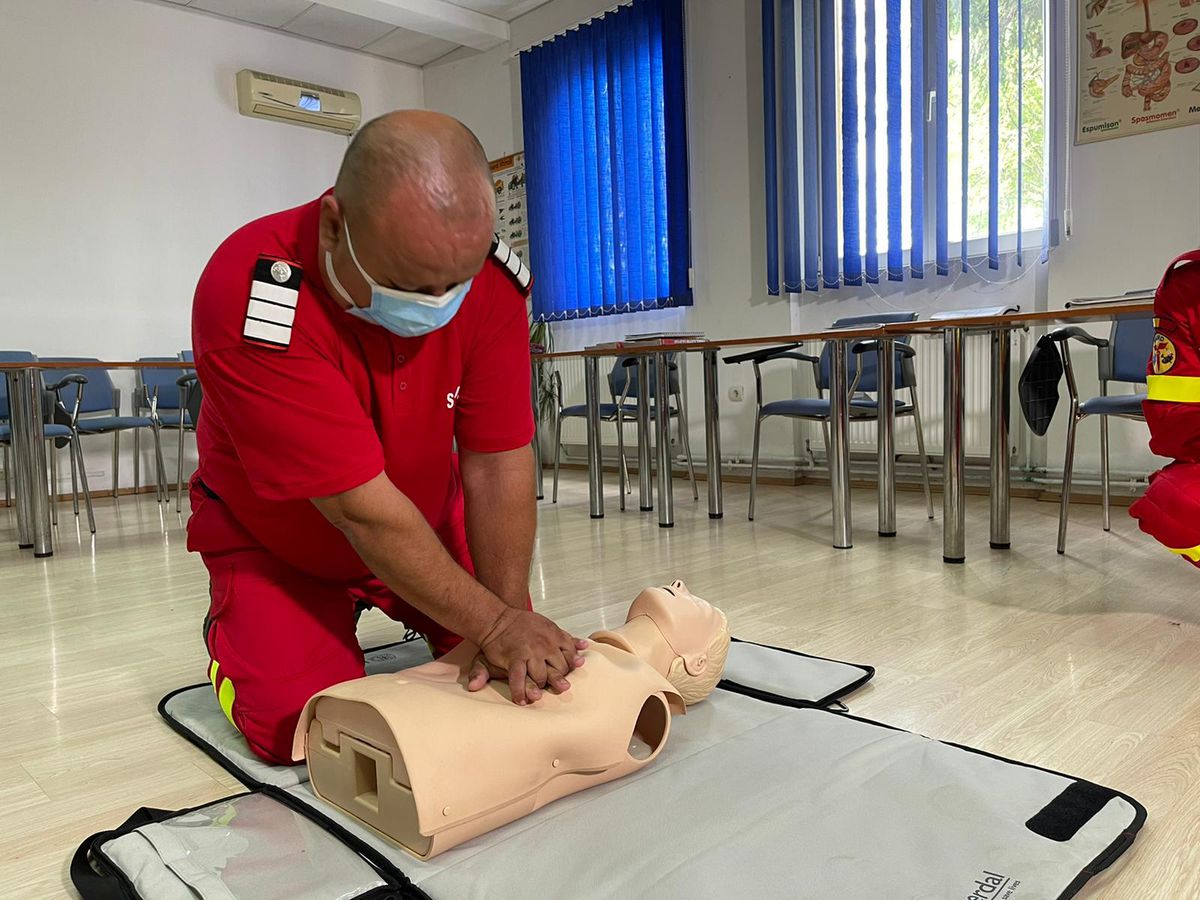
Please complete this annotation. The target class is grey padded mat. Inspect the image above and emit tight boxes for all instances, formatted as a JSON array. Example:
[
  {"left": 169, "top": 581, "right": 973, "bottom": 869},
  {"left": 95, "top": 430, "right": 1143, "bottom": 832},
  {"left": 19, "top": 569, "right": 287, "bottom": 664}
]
[{"left": 156, "top": 640, "right": 1143, "bottom": 900}]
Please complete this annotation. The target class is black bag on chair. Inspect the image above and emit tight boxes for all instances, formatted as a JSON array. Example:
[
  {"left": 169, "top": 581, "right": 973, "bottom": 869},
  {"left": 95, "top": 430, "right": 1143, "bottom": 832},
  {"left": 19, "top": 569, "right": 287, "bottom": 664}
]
[{"left": 1018, "top": 334, "right": 1064, "bottom": 436}]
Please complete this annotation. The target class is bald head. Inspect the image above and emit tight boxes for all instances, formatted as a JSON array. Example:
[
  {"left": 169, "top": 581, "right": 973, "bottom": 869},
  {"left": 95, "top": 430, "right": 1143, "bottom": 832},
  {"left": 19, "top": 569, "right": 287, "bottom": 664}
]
[
  {"left": 335, "top": 110, "right": 492, "bottom": 219},
  {"left": 319, "top": 110, "right": 497, "bottom": 304}
]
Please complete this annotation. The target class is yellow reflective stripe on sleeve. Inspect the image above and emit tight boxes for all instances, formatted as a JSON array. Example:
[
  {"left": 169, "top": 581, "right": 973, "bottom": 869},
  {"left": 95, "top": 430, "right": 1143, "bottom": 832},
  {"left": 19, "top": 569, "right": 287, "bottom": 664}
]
[
  {"left": 1169, "top": 545, "right": 1200, "bottom": 562},
  {"left": 1146, "top": 375, "right": 1200, "bottom": 403},
  {"left": 208, "top": 660, "right": 219, "bottom": 686},
  {"left": 217, "top": 677, "right": 237, "bottom": 727}
]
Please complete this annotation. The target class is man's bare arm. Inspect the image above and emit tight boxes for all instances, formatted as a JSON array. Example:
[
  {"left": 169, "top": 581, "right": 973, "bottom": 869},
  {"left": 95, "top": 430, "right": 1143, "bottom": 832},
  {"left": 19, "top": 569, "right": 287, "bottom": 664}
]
[
  {"left": 312, "top": 473, "right": 583, "bottom": 704},
  {"left": 459, "top": 445, "right": 536, "bottom": 609}
]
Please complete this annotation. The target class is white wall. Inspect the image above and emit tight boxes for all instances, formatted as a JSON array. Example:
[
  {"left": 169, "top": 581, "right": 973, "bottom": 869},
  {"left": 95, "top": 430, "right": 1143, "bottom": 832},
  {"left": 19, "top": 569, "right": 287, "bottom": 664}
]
[
  {"left": 1, "top": 0, "right": 423, "bottom": 492},
  {"left": 424, "top": 0, "right": 1196, "bottom": 479}
]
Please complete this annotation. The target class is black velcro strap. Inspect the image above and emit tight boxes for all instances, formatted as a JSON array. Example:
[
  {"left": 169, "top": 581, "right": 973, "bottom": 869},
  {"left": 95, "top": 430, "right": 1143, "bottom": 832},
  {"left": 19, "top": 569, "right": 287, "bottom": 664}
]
[{"left": 1026, "top": 780, "right": 1119, "bottom": 842}]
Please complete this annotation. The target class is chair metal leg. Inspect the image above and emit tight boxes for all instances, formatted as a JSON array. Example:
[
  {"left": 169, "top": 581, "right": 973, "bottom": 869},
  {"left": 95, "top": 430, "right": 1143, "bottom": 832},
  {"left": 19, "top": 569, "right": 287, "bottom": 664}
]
[
  {"left": 133, "top": 427, "right": 141, "bottom": 494},
  {"left": 1057, "top": 410, "right": 1081, "bottom": 554},
  {"left": 152, "top": 427, "right": 169, "bottom": 504},
  {"left": 49, "top": 442, "right": 58, "bottom": 526},
  {"left": 2, "top": 444, "right": 9, "bottom": 508},
  {"left": 674, "top": 391, "right": 699, "bottom": 501},
  {"left": 910, "top": 389, "right": 935, "bottom": 519},
  {"left": 616, "top": 413, "right": 627, "bottom": 512},
  {"left": 619, "top": 428, "right": 631, "bottom": 495},
  {"left": 69, "top": 440, "right": 79, "bottom": 516},
  {"left": 111, "top": 431, "right": 120, "bottom": 499},
  {"left": 1100, "top": 414, "right": 1111, "bottom": 532},
  {"left": 73, "top": 435, "right": 96, "bottom": 534},
  {"left": 177, "top": 425, "right": 187, "bottom": 513},
  {"left": 749, "top": 414, "right": 763, "bottom": 521},
  {"left": 552, "top": 415, "right": 563, "bottom": 504}
]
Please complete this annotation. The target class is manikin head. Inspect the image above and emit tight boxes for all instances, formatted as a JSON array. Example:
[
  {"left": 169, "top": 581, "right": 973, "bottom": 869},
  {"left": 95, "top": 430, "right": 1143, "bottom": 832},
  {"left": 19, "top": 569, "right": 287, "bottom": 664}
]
[
  {"left": 593, "top": 580, "right": 732, "bottom": 706},
  {"left": 318, "top": 110, "right": 497, "bottom": 310}
]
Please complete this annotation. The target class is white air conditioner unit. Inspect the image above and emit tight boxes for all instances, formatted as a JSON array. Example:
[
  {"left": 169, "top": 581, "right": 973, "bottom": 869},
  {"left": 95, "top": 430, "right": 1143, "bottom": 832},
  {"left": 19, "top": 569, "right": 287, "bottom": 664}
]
[{"left": 235, "top": 69, "right": 362, "bottom": 135}]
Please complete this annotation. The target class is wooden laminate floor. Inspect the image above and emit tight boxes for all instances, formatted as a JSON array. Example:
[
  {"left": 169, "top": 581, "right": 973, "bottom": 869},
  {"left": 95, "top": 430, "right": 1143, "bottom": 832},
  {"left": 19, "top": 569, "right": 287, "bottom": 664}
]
[{"left": 1, "top": 473, "right": 1197, "bottom": 898}]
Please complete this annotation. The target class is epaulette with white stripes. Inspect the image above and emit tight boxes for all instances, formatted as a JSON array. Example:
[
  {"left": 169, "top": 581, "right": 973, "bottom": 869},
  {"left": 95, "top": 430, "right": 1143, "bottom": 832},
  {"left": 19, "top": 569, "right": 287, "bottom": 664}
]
[
  {"left": 243, "top": 257, "right": 301, "bottom": 350},
  {"left": 490, "top": 235, "right": 533, "bottom": 297}
]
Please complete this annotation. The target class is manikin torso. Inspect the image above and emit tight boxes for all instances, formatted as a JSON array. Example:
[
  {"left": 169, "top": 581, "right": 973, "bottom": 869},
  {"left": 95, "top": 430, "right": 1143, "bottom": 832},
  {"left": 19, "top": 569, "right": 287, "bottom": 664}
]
[{"left": 294, "top": 581, "right": 730, "bottom": 859}]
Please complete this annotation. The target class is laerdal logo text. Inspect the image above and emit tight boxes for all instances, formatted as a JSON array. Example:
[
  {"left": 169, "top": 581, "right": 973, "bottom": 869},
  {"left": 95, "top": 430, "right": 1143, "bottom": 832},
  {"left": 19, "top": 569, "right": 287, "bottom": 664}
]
[{"left": 967, "top": 871, "right": 1020, "bottom": 900}]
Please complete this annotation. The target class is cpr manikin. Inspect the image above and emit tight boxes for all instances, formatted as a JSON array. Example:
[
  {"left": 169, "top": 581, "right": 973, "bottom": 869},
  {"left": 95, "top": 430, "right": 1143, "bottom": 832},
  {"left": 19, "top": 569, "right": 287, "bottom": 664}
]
[{"left": 293, "top": 581, "right": 730, "bottom": 859}]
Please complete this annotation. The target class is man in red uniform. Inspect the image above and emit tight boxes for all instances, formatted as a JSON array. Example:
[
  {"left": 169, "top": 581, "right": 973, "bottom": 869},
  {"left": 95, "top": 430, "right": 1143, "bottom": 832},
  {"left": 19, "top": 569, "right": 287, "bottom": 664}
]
[
  {"left": 189, "top": 110, "right": 586, "bottom": 765},
  {"left": 1129, "top": 249, "right": 1200, "bottom": 568}
]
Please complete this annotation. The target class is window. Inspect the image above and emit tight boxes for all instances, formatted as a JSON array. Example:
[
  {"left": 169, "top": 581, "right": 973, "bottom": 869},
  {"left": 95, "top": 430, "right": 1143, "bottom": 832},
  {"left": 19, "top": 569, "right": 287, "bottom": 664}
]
[
  {"left": 761, "top": 0, "right": 1054, "bottom": 293},
  {"left": 519, "top": 0, "right": 691, "bottom": 322}
]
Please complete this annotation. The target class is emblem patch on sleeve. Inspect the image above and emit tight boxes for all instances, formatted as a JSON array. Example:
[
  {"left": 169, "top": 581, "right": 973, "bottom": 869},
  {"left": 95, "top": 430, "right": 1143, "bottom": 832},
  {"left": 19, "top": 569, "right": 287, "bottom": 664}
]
[
  {"left": 243, "top": 257, "right": 302, "bottom": 350},
  {"left": 490, "top": 235, "right": 533, "bottom": 296}
]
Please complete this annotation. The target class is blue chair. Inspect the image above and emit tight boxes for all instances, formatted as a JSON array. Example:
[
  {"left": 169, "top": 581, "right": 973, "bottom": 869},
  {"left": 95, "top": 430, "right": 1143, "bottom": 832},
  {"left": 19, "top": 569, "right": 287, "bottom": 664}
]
[
  {"left": 136, "top": 357, "right": 197, "bottom": 512},
  {"left": 41, "top": 358, "right": 166, "bottom": 501},
  {"left": 726, "top": 312, "right": 934, "bottom": 521},
  {"left": 1050, "top": 314, "right": 1154, "bottom": 554},
  {"left": 549, "top": 355, "right": 698, "bottom": 508},
  {"left": 0, "top": 351, "right": 95, "bottom": 532}
]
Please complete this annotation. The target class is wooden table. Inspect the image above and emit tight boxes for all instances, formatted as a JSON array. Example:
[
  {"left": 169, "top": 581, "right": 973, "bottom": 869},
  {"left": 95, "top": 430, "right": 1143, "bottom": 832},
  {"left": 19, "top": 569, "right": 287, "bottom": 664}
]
[
  {"left": 534, "top": 326, "right": 887, "bottom": 548},
  {"left": 533, "top": 301, "right": 1155, "bottom": 561},
  {"left": 883, "top": 300, "right": 1155, "bottom": 562},
  {"left": 0, "top": 360, "right": 192, "bottom": 557}
]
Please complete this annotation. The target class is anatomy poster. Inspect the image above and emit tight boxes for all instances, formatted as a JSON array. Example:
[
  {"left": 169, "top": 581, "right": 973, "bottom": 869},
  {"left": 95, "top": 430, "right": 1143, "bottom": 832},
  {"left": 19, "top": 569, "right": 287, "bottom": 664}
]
[
  {"left": 1077, "top": 0, "right": 1200, "bottom": 142},
  {"left": 489, "top": 152, "right": 529, "bottom": 265}
]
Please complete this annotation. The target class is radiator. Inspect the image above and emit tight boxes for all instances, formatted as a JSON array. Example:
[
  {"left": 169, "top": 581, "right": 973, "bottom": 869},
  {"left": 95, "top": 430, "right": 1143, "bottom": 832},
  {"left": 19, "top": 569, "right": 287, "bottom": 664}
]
[{"left": 544, "top": 332, "right": 1008, "bottom": 464}]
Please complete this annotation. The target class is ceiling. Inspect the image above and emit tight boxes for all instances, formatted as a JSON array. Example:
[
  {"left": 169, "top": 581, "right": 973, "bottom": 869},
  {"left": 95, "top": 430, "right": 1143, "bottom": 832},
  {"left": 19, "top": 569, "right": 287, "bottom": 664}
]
[{"left": 155, "top": 0, "right": 554, "bottom": 66}]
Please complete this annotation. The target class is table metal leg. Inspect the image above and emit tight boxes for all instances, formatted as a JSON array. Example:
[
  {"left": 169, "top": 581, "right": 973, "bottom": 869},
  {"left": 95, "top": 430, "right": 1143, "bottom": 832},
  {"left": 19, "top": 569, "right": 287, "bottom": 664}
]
[
  {"left": 9, "top": 367, "right": 53, "bottom": 556},
  {"left": 654, "top": 352, "right": 674, "bottom": 528},
  {"left": 636, "top": 357, "right": 653, "bottom": 511},
  {"left": 530, "top": 370, "right": 544, "bottom": 500},
  {"left": 989, "top": 328, "right": 1011, "bottom": 549},
  {"left": 702, "top": 350, "right": 723, "bottom": 519},
  {"left": 877, "top": 338, "right": 896, "bottom": 537},
  {"left": 6, "top": 371, "right": 34, "bottom": 548},
  {"left": 584, "top": 356, "right": 604, "bottom": 519},
  {"left": 943, "top": 327, "right": 966, "bottom": 563},
  {"left": 829, "top": 340, "right": 853, "bottom": 549}
]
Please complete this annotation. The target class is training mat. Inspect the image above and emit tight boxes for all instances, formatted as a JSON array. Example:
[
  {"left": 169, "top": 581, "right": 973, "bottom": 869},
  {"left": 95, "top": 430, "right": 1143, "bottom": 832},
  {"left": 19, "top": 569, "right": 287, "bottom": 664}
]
[
  {"left": 158, "top": 638, "right": 873, "bottom": 790},
  {"left": 78, "top": 639, "right": 1143, "bottom": 900}
]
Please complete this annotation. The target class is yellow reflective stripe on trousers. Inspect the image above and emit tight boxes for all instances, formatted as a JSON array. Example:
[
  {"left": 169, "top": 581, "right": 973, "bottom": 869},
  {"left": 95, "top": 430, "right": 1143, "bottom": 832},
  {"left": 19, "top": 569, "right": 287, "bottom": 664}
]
[
  {"left": 208, "top": 659, "right": 219, "bottom": 686},
  {"left": 217, "top": 677, "right": 237, "bottom": 727},
  {"left": 1146, "top": 375, "right": 1200, "bottom": 403},
  {"left": 1169, "top": 545, "right": 1200, "bottom": 562}
]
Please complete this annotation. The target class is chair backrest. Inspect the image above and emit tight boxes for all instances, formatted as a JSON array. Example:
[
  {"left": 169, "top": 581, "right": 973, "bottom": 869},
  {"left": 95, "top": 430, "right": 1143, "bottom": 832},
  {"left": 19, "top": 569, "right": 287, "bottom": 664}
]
[
  {"left": 818, "top": 311, "right": 919, "bottom": 392},
  {"left": 180, "top": 350, "right": 194, "bottom": 364},
  {"left": 0, "top": 351, "right": 37, "bottom": 420},
  {"left": 608, "top": 354, "right": 681, "bottom": 401},
  {"left": 138, "top": 357, "right": 185, "bottom": 410},
  {"left": 1102, "top": 314, "right": 1155, "bottom": 385},
  {"left": 40, "top": 358, "right": 116, "bottom": 415}
]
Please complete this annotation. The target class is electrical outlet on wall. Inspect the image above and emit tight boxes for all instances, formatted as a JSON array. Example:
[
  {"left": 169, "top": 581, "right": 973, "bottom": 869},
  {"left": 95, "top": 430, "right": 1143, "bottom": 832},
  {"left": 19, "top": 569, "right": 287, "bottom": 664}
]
[{"left": 729, "top": 385, "right": 745, "bottom": 402}]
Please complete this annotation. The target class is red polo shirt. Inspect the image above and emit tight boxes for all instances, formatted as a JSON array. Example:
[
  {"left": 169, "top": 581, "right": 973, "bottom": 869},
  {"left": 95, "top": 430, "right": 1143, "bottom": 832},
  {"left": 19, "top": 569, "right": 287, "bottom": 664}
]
[{"left": 188, "top": 195, "right": 534, "bottom": 581}]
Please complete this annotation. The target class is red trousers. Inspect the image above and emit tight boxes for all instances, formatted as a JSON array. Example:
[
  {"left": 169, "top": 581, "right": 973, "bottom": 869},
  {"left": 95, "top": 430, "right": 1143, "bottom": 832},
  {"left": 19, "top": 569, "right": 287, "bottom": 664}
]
[{"left": 201, "top": 545, "right": 470, "bottom": 765}]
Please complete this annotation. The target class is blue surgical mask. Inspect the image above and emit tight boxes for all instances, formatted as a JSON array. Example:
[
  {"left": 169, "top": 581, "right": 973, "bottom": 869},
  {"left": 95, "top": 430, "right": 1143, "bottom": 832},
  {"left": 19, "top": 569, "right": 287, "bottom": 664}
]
[{"left": 325, "top": 221, "right": 473, "bottom": 337}]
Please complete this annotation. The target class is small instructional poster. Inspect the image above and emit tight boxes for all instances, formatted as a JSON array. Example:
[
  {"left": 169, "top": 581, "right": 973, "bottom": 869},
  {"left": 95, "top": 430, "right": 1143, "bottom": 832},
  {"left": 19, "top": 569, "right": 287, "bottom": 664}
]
[
  {"left": 489, "top": 152, "right": 529, "bottom": 265},
  {"left": 1076, "top": 0, "right": 1200, "bottom": 144}
]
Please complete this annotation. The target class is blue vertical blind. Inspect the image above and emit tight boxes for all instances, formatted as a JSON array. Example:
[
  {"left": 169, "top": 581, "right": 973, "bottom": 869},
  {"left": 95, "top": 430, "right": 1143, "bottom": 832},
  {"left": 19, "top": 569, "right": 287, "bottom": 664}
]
[
  {"left": 761, "top": 0, "right": 1052, "bottom": 295},
  {"left": 520, "top": 0, "right": 691, "bottom": 322}
]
